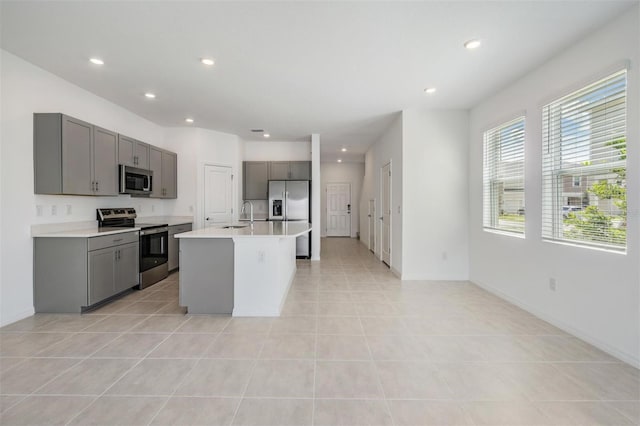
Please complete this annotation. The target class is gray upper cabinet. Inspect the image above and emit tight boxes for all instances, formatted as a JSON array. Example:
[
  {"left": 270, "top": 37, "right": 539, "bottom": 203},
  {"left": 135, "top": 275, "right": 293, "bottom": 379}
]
[
  {"left": 269, "top": 161, "right": 311, "bottom": 180},
  {"left": 118, "top": 135, "right": 149, "bottom": 169},
  {"left": 149, "top": 147, "right": 177, "bottom": 199},
  {"left": 61, "top": 116, "right": 93, "bottom": 195},
  {"left": 244, "top": 161, "right": 270, "bottom": 200},
  {"left": 289, "top": 161, "right": 311, "bottom": 180},
  {"left": 161, "top": 151, "right": 177, "bottom": 198},
  {"left": 93, "top": 127, "right": 118, "bottom": 195},
  {"left": 269, "top": 161, "right": 290, "bottom": 180},
  {"left": 149, "top": 146, "right": 163, "bottom": 198},
  {"left": 242, "top": 160, "right": 311, "bottom": 200},
  {"left": 34, "top": 113, "right": 118, "bottom": 196}
]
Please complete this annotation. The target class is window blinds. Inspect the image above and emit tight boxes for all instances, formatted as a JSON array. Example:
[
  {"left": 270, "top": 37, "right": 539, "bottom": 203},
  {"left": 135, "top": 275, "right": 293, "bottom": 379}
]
[
  {"left": 483, "top": 117, "right": 526, "bottom": 234},
  {"left": 542, "top": 70, "right": 627, "bottom": 250}
]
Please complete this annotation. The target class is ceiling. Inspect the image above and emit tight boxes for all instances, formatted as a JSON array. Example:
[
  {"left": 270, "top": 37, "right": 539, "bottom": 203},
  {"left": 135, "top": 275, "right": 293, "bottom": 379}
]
[{"left": 1, "top": 1, "right": 635, "bottom": 162}]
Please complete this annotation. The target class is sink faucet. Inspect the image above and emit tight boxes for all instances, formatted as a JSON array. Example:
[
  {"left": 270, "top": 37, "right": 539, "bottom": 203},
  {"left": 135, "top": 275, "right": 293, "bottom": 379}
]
[{"left": 241, "top": 200, "right": 254, "bottom": 223}]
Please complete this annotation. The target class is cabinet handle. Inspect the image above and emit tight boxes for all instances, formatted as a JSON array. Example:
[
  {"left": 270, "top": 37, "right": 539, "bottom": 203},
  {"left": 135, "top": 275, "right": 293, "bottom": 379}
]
[
  {"left": 95, "top": 181, "right": 99, "bottom": 192},
  {"left": 113, "top": 238, "right": 123, "bottom": 243}
]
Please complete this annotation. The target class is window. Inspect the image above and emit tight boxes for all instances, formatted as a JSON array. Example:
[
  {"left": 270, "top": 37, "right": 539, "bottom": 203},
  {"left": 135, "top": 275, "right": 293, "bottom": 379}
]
[
  {"left": 483, "top": 116, "right": 526, "bottom": 235},
  {"left": 542, "top": 70, "right": 627, "bottom": 251}
]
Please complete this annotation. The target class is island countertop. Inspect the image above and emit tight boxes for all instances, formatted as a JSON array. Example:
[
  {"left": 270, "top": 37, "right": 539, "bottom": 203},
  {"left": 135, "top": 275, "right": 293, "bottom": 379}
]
[{"left": 175, "top": 221, "right": 311, "bottom": 239}]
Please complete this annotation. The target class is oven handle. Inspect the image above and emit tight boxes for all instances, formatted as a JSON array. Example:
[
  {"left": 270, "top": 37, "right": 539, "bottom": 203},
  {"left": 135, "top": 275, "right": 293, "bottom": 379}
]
[{"left": 140, "top": 227, "right": 168, "bottom": 236}]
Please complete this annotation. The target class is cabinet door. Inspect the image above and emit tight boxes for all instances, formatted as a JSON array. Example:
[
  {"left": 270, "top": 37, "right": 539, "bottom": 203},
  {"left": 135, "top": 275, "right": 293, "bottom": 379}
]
[
  {"left": 269, "top": 161, "right": 290, "bottom": 180},
  {"left": 244, "top": 162, "right": 270, "bottom": 200},
  {"left": 162, "top": 151, "right": 177, "bottom": 198},
  {"left": 168, "top": 231, "right": 179, "bottom": 271},
  {"left": 289, "top": 161, "right": 311, "bottom": 180},
  {"left": 62, "top": 115, "right": 93, "bottom": 195},
  {"left": 149, "top": 147, "right": 163, "bottom": 198},
  {"left": 93, "top": 127, "right": 118, "bottom": 195},
  {"left": 88, "top": 247, "right": 116, "bottom": 305},
  {"left": 115, "top": 242, "right": 139, "bottom": 293},
  {"left": 134, "top": 141, "right": 149, "bottom": 169},
  {"left": 117, "top": 135, "right": 136, "bottom": 167}
]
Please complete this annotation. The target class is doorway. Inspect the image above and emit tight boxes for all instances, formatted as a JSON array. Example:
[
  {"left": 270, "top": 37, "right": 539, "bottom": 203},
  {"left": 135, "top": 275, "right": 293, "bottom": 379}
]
[
  {"left": 326, "top": 183, "right": 351, "bottom": 237},
  {"left": 368, "top": 199, "right": 376, "bottom": 253},
  {"left": 204, "top": 164, "right": 233, "bottom": 226},
  {"left": 381, "top": 162, "right": 391, "bottom": 266}
]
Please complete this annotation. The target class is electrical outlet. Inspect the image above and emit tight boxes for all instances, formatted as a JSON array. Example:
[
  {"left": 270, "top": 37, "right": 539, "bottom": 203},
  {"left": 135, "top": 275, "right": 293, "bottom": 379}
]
[
  {"left": 442, "top": 251, "right": 448, "bottom": 261},
  {"left": 66, "top": 205, "right": 72, "bottom": 215},
  {"left": 36, "top": 205, "right": 43, "bottom": 217},
  {"left": 151, "top": 205, "right": 155, "bottom": 213},
  {"left": 189, "top": 205, "right": 194, "bottom": 213},
  {"left": 258, "top": 250, "right": 265, "bottom": 263},
  {"left": 549, "top": 278, "right": 557, "bottom": 291},
  {"left": 51, "top": 205, "right": 57, "bottom": 216}
]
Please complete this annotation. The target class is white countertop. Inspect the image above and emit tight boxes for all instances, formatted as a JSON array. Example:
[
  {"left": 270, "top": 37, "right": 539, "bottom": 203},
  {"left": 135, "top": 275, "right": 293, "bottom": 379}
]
[
  {"left": 175, "top": 222, "right": 311, "bottom": 239},
  {"left": 32, "top": 226, "right": 140, "bottom": 238},
  {"left": 137, "top": 216, "right": 194, "bottom": 226},
  {"left": 32, "top": 216, "right": 193, "bottom": 238}
]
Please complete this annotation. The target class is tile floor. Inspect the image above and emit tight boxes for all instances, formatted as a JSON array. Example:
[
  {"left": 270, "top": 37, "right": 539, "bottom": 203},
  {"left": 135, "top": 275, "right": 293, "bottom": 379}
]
[{"left": 1, "top": 238, "right": 638, "bottom": 425}]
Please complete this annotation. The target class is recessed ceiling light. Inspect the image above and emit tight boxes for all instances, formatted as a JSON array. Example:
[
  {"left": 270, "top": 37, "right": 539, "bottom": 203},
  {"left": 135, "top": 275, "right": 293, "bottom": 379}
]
[
  {"left": 185, "top": 118, "right": 194, "bottom": 123},
  {"left": 464, "top": 39, "right": 482, "bottom": 50},
  {"left": 144, "top": 93, "right": 156, "bottom": 99},
  {"left": 201, "top": 58, "right": 215, "bottom": 66},
  {"left": 337, "top": 159, "right": 342, "bottom": 163},
  {"left": 89, "top": 58, "right": 104, "bottom": 65},
  {"left": 263, "top": 133, "right": 270, "bottom": 138},
  {"left": 341, "top": 148, "right": 347, "bottom": 152},
  {"left": 424, "top": 87, "right": 437, "bottom": 94}
]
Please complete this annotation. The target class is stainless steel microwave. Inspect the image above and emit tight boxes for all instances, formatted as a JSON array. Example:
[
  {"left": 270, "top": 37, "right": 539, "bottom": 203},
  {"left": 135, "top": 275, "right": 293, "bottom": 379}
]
[{"left": 119, "top": 165, "right": 153, "bottom": 196}]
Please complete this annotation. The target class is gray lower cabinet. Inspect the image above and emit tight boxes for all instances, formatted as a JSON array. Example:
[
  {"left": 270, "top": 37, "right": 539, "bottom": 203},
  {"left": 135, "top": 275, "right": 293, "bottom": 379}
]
[
  {"left": 34, "top": 113, "right": 118, "bottom": 196},
  {"left": 169, "top": 223, "right": 192, "bottom": 271},
  {"left": 34, "top": 232, "right": 139, "bottom": 313}
]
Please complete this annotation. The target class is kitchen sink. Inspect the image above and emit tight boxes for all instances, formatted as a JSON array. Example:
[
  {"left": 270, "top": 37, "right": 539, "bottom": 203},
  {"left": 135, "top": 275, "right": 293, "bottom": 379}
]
[{"left": 222, "top": 225, "right": 248, "bottom": 229}]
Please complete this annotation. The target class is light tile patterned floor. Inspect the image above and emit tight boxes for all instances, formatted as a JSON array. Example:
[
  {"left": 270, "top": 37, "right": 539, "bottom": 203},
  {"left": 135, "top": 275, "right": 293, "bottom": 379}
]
[{"left": 1, "top": 238, "right": 638, "bottom": 425}]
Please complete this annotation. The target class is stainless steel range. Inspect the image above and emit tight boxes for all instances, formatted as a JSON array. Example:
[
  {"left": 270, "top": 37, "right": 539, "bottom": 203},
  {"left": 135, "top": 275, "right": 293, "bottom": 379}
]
[{"left": 97, "top": 208, "right": 169, "bottom": 289}]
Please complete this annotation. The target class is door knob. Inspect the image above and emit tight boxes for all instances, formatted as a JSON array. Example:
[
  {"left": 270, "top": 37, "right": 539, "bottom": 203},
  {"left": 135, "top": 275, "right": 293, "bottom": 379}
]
[{"left": 206, "top": 217, "right": 210, "bottom": 221}]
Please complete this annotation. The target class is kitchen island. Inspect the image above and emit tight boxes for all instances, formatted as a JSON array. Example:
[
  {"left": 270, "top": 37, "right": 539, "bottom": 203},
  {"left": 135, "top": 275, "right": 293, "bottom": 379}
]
[{"left": 175, "top": 221, "right": 311, "bottom": 316}]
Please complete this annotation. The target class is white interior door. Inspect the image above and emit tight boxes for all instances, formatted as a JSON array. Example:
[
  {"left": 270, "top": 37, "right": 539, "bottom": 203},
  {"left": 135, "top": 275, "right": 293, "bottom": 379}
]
[
  {"left": 368, "top": 199, "right": 376, "bottom": 252},
  {"left": 326, "top": 183, "right": 351, "bottom": 237},
  {"left": 381, "top": 163, "right": 391, "bottom": 266},
  {"left": 204, "top": 164, "right": 233, "bottom": 226}
]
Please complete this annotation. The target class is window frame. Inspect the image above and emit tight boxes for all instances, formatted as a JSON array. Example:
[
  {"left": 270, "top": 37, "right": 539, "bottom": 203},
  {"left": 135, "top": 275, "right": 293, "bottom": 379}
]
[
  {"left": 541, "top": 69, "right": 627, "bottom": 252},
  {"left": 482, "top": 116, "right": 526, "bottom": 236}
]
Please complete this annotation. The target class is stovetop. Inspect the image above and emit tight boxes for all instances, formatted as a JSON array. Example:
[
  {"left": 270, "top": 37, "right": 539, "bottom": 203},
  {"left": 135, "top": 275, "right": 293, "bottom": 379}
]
[{"left": 97, "top": 208, "right": 167, "bottom": 230}]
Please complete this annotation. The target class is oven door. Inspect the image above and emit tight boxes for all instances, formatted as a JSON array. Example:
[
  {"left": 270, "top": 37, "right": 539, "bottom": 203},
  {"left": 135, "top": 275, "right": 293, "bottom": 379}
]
[{"left": 139, "top": 228, "right": 168, "bottom": 272}]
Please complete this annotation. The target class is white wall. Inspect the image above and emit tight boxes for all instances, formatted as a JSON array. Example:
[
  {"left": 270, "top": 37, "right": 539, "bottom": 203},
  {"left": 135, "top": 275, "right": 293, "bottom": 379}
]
[
  {"left": 468, "top": 8, "right": 639, "bottom": 365},
  {"left": 244, "top": 141, "right": 311, "bottom": 161},
  {"left": 320, "top": 162, "right": 365, "bottom": 238},
  {"left": 360, "top": 113, "right": 403, "bottom": 275},
  {"left": 163, "top": 127, "right": 243, "bottom": 229},
  {"left": 402, "top": 109, "right": 469, "bottom": 280},
  {"left": 0, "top": 50, "right": 169, "bottom": 325}
]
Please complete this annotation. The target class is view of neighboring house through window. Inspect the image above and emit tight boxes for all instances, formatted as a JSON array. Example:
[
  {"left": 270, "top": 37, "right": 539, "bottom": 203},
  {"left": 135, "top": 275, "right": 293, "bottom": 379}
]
[
  {"left": 483, "top": 116, "right": 526, "bottom": 235},
  {"left": 542, "top": 69, "right": 627, "bottom": 251}
]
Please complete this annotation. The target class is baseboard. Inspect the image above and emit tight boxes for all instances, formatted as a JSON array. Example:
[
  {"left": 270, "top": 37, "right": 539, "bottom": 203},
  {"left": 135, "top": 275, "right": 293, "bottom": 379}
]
[
  {"left": 391, "top": 266, "right": 402, "bottom": 278},
  {"left": 472, "top": 278, "right": 640, "bottom": 368},
  {"left": 1, "top": 307, "right": 35, "bottom": 328},
  {"left": 400, "top": 273, "right": 470, "bottom": 281}
]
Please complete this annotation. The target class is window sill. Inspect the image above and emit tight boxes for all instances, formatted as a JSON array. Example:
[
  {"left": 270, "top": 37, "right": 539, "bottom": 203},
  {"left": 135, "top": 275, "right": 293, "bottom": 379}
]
[
  {"left": 542, "top": 238, "right": 626, "bottom": 255},
  {"left": 483, "top": 228, "right": 525, "bottom": 239}
]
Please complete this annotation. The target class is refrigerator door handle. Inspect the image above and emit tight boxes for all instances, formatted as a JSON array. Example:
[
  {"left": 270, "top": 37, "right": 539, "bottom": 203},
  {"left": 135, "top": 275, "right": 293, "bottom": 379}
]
[{"left": 284, "top": 191, "right": 288, "bottom": 220}]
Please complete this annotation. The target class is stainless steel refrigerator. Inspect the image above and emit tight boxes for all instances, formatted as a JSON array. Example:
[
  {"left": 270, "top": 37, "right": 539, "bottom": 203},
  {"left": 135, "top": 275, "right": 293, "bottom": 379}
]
[{"left": 268, "top": 180, "right": 310, "bottom": 257}]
